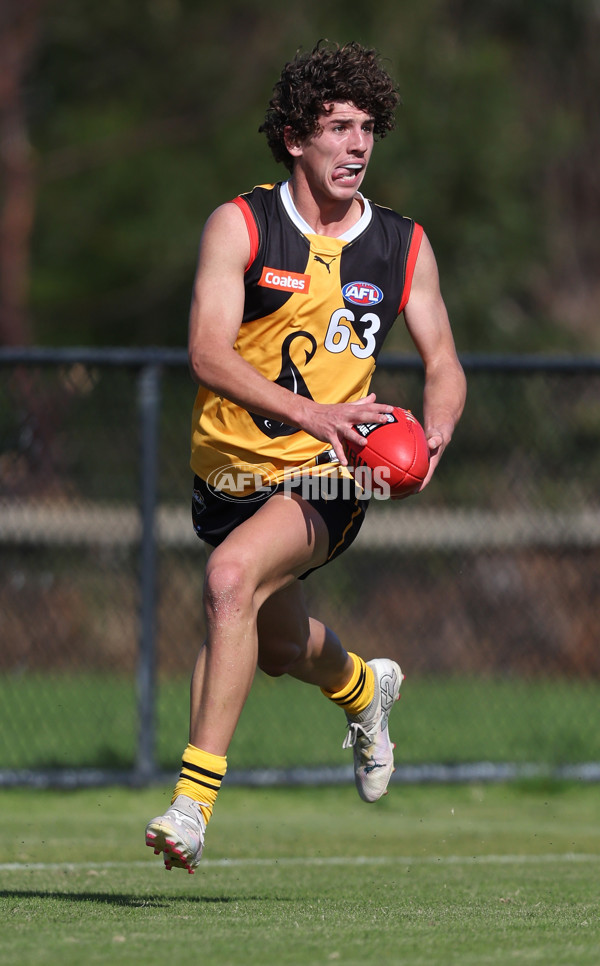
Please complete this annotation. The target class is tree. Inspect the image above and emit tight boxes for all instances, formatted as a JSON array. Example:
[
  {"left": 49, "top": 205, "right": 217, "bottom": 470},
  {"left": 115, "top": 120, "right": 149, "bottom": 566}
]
[
  {"left": 3, "top": 0, "right": 599, "bottom": 351},
  {"left": 0, "top": 0, "right": 43, "bottom": 346}
]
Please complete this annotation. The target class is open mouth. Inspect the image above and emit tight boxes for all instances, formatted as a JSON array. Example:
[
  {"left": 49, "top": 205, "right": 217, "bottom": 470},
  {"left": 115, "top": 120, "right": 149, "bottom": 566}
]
[{"left": 333, "top": 163, "right": 364, "bottom": 183}]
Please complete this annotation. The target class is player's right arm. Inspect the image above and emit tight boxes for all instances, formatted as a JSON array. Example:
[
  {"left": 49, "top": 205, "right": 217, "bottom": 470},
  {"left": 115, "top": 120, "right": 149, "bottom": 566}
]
[
  {"left": 402, "top": 231, "right": 467, "bottom": 487},
  {"left": 188, "top": 203, "right": 393, "bottom": 464}
]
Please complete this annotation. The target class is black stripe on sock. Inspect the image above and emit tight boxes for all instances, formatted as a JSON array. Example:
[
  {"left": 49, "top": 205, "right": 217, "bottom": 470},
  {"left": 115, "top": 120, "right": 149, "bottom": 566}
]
[
  {"left": 332, "top": 663, "right": 367, "bottom": 707},
  {"left": 180, "top": 759, "right": 225, "bottom": 782},
  {"left": 179, "top": 771, "right": 222, "bottom": 791}
]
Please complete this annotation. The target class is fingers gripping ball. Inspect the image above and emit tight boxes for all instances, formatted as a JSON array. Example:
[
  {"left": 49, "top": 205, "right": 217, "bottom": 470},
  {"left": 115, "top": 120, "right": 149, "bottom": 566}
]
[{"left": 343, "top": 407, "right": 430, "bottom": 498}]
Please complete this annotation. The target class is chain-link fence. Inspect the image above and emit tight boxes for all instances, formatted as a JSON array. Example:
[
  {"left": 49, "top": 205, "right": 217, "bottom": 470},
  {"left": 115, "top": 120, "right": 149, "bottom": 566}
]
[{"left": 1, "top": 348, "right": 599, "bottom": 787}]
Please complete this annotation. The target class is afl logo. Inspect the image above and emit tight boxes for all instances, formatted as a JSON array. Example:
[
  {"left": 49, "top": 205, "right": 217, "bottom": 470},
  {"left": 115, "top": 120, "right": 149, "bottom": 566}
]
[
  {"left": 342, "top": 281, "right": 384, "bottom": 306},
  {"left": 206, "top": 463, "right": 278, "bottom": 502}
]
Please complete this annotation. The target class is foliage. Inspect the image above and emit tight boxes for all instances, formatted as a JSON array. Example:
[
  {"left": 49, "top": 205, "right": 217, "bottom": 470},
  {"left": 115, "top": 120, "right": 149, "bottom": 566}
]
[{"left": 1, "top": 0, "right": 597, "bottom": 350}]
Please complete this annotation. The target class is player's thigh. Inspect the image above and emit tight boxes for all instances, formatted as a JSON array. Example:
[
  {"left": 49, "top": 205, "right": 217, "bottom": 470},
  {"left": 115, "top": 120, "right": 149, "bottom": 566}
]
[{"left": 204, "top": 492, "right": 329, "bottom": 609}]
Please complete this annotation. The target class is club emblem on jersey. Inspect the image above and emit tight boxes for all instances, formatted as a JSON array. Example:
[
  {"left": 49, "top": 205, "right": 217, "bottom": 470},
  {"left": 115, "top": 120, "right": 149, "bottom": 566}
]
[
  {"left": 342, "top": 281, "right": 384, "bottom": 306},
  {"left": 248, "top": 331, "right": 317, "bottom": 438}
]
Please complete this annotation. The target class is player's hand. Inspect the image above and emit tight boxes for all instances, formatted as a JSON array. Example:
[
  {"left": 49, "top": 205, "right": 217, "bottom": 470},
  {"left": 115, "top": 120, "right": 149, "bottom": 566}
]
[
  {"left": 415, "top": 429, "right": 446, "bottom": 490},
  {"left": 302, "top": 393, "right": 394, "bottom": 466}
]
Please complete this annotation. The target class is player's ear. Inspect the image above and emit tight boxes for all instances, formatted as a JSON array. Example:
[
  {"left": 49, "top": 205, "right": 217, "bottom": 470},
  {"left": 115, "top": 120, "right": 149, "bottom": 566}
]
[{"left": 283, "top": 126, "right": 303, "bottom": 158}]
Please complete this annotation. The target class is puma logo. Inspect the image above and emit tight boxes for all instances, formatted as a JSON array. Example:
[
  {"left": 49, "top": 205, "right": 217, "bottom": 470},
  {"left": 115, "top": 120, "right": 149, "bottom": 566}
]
[{"left": 314, "top": 254, "right": 336, "bottom": 273}]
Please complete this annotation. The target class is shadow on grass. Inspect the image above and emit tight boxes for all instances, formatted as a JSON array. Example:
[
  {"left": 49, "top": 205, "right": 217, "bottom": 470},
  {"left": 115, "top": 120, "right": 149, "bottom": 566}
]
[{"left": 1, "top": 889, "right": 290, "bottom": 906}]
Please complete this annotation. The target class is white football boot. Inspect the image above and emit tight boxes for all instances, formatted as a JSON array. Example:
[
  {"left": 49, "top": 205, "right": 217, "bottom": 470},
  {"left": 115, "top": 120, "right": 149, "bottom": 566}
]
[
  {"left": 145, "top": 795, "right": 206, "bottom": 873},
  {"left": 343, "top": 658, "right": 403, "bottom": 802}
]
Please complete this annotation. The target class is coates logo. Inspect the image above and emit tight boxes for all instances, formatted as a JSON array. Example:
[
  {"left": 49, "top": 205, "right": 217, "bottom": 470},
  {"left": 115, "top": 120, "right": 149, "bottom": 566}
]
[
  {"left": 259, "top": 267, "right": 311, "bottom": 294},
  {"left": 342, "top": 281, "right": 384, "bottom": 306}
]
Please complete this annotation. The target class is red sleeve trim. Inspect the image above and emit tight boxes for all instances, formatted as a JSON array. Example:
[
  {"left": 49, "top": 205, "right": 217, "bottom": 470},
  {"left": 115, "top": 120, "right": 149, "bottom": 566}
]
[
  {"left": 398, "top": 222, "right": 424, "bottom": 314},
  {"left": 230, "top": 196, "right": 259, "bottom": 272}
]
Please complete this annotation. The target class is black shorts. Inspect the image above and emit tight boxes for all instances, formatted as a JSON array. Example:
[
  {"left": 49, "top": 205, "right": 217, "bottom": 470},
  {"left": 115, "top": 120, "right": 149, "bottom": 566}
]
[{"left": 191, "top": 472, "right": 369, "bottom": 579}]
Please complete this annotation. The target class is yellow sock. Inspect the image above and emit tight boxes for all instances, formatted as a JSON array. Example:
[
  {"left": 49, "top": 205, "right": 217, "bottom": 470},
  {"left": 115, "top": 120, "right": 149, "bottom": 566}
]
[
  {"left": 321, "top": 652, "right": 375, "bottom": 716},
  {"left": 172, "top": 743, "right": 227, "bottom": 825}
]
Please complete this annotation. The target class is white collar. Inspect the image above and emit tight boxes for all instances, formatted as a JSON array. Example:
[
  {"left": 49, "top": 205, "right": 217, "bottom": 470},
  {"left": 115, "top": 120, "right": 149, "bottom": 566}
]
[{"left": 280, "top": 180, "right": 371, "bottom": 242}]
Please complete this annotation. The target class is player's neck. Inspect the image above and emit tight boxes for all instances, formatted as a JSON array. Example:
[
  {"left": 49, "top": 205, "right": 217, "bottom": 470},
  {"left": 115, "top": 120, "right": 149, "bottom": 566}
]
[{"left": 287, "top": 176, "right": 364, "bottom": 238}]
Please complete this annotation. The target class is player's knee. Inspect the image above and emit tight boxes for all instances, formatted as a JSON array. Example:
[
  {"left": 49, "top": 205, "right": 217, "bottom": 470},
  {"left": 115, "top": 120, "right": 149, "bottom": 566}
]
[{"left": 203, "top": 555, "right": 253, "bottom": 623}]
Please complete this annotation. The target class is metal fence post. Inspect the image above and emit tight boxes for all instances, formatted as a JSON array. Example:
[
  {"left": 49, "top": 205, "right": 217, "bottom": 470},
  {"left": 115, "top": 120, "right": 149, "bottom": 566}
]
[
  {"left": 1, "top": 347, "right": 600, "bottom": 788},
  {"left": 136, "top": 363, "right": 161, "bottom": 782}
]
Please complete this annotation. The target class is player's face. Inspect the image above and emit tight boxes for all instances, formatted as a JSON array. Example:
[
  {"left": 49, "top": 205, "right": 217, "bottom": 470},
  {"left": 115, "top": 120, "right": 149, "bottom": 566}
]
[{"left": 288, "top": 102, "right": 375, "bottom": 202}]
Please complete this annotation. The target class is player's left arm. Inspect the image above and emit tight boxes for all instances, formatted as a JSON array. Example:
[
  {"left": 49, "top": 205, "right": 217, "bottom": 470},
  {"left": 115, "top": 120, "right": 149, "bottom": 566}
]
[{"left": 402, "top": 231, "right": 467, "bottom": 488}]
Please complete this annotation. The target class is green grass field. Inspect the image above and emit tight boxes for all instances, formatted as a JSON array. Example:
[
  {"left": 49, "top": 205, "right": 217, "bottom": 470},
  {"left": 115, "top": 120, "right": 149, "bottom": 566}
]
[
  {"left": 2, "top": 672, "right": 600, "bottom": 770},
  {"left": 1, "top": 782, "right": 599, "bottom": 965}
]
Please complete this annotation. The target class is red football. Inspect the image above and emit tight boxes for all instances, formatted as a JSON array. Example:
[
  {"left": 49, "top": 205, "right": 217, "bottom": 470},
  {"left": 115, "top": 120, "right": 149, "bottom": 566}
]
[{"left": 343, "top": 407, "right": 430, "bottom": 498}]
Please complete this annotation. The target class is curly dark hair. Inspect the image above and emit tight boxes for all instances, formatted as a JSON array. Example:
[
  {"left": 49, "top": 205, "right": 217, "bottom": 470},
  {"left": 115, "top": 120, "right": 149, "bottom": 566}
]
[{"left": 259, "top": 40, "right": 400, "bottom": 172}]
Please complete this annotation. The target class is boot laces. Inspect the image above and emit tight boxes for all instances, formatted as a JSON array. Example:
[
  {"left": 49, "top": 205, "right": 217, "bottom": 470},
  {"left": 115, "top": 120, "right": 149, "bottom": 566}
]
[{"left": 342, "top": 715, "right": 382, "bottom": 750}]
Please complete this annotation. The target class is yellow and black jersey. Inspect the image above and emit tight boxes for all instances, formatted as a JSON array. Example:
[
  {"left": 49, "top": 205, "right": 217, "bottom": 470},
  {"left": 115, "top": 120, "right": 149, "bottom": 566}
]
[{"left": 191, "top": 181, "right": 423, "bottom": 491}]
